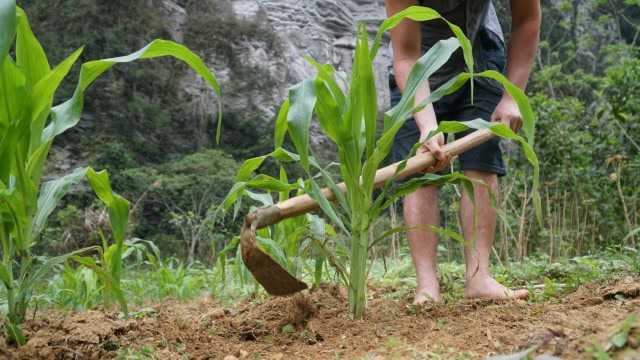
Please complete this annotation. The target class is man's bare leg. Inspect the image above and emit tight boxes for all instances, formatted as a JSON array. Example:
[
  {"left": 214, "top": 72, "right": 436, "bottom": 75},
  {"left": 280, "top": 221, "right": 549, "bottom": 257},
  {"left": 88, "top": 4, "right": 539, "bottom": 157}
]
[
  {"left": 404, "top": 185, "right": 442, "bottom": 304},
  {"left": 461, "top": 170, "right": 528, "bottom": 299}
]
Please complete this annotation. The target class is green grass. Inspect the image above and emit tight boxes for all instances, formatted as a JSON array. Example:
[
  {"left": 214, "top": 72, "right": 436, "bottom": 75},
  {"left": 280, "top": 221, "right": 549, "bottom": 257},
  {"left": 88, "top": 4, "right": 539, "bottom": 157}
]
[{"left": 2, "top": 247, "right": 633, "bottom": 316}]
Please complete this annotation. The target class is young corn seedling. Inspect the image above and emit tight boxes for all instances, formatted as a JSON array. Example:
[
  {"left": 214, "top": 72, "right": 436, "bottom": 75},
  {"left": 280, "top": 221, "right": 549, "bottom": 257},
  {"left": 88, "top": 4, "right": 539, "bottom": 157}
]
[
  {"left": 225, "top": 6, "right": 540, "bottom": 319},
  {"left": 0, "top": 2, "right": 220, "bottom": 344}
]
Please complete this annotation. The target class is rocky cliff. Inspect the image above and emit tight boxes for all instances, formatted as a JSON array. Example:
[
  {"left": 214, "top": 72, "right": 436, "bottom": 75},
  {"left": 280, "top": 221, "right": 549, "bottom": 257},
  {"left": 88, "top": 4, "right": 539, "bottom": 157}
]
[{"left": 161, "top": 0, "right": 391, "bottom": 150}]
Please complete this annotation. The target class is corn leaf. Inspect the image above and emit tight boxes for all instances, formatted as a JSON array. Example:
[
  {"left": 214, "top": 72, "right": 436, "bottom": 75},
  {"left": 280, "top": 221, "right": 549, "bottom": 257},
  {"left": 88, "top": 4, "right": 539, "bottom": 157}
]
[
  {"left": 274, "top": 99, "right": 290, "bottom": 148},
  {"left": 306, "top": 57, "right": 344, "bottom": 143},
  {"left": 0, "top": 0, "right": 15, "bottom": 67},
  {"left": 246, "top": 174, "right": 297, "bottom": 192},
  {"left": 86, "top": 168, "right": 130, "bottom": 290},
  {"left": 476, "top": 70, "right": 536, "bottom": 145},
  {"left": 0, "top": 261, "right": 11, "bottom": 287},
  {"left": 286, "top": 79, "right": 317, "bottom": 172},
  {"left": 434, "top": 118, "right": 541, "bottom": 224},
  {"left": 308, "top": 179, "right": 349, "bottom": 236},
  {"left": 354, "top": 23, "right": 377, "bottom": 159},
  {"left": 42, "top": 39, "right": 222, "bottom": 144},
  {"left": 371, "top": 5, "right": 473, "bottom": 76},
  {"left": 385, "top": 37, "right": 460, "bottom": 128},
  {"left": 0, "top": 56, "right": 26, "bottom": 127},
  {"left": 15, "top": 7, "right": 49, "bottom": 89},
  {"left": 362, "top": 38, "right": 461, "bottom": 193},
  {"left": 236, "top": 155, "right": 268, "bottom": 182},
  {"left": 30, "top": 47, "right": 83, "bottom": 153},
  {"left": 32, "top": 166, "right": 87, "bottom": 239}
]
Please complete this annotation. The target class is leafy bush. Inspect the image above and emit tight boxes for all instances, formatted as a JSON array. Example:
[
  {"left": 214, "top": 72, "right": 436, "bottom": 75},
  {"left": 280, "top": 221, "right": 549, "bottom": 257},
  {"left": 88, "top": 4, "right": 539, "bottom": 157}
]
[{"left": 113, "top": 149, "right": 239, "bottom": 260}]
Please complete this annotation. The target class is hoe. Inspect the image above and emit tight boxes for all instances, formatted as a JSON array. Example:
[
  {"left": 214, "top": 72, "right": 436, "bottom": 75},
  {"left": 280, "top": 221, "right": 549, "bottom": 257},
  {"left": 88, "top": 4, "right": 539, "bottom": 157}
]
[{"left": 240, "top": 129, "right": 495, "bottom": 296}]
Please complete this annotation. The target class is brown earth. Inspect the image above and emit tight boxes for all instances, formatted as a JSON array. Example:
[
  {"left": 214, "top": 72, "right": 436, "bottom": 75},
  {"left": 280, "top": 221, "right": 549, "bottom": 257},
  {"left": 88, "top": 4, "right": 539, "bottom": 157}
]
[{"left": 3, "top": 277, "right": 640, "bottom": 360}]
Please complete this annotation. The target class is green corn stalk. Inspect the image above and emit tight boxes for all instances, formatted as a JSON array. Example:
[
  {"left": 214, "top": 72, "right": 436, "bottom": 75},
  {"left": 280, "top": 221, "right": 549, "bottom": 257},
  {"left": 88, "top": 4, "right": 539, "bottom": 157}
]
[
  {"left": 224, "top": 6, "right": 540, "bottom": 319},
  {"left": 0, "top": 2, "right": 221, "bottom": 344},
  {"left": 72, "top": 169, "right": 131, "bottom": 315}
]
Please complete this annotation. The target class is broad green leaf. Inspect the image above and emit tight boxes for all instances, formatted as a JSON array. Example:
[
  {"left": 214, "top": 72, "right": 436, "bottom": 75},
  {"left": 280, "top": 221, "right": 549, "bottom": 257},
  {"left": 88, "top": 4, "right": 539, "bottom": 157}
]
[
  {"left": 32, "top": 166, "right": 87, "bottom": 239},
  {"left": 277, "top": 166, "right": 290, "bottom": 202},
  {"left": 15, "top": 7, "right": 49, "bottom": 89},
  {"left": 611, "top": 314, "right": 637, "bottom": 348},
  {"left": 476, "top": 70, "right": 536, "bottom": 145},
  {"left": 386, "top": 37, "right": 460, "bottom": 128},
  {"left": 274, "top": 99, "right": 290, "bottom": 148},
  {"left": 30, "top": 47, "right": 83, "bottom": 152},
  {"left": 361, "top": 38, "right": 463, "bottom": 197},
  {"left": 354, "top": 23, "right": 377, "bottom": 159},
  {"left": 42, "top": 39, "right": 222, "bottom": 144},
  {"left": 220, "top": 182, "right": 246, "bottom": 212},
  {"left": 270, "top": 147, "right": 300, "bottom": 162},
  {"left": 410, "top": 72, "right": 472, "bottom": 119},
  {"left": 247, "top": 174, "right": 296, "bottom": 192},
  {"left": 371, "top": 5, "right": 473, "bottom": 77},
  {"left": 256, "top": 236, "right": 291, "bottom": 271},
  {"left": 432, "top": 118, "right": 541, "bottom": 224},
  {"left": 286, "top": 79, "right": 316, "bottom": 172},
  {"left": 371, "top": 5, "right": 441, "bottom": 60},
  {"left": 0, "top": 56, "right": 26, "bottom": 127},
  {"left": 0, "top": 185, "right": 29, "bottom": 251},
  {"left": 86, "top": 168, "right": 130, "bottom": 288},
  {"left": 235, "top": 155, "right": 268, "bottom": 182},
  {"left": 306, "top": 56, "right": 346, "bottom": 143},
  {"left": 429, "top": 226, "right": 466, "bottom": 245},
  {"left": 86, "top": 168, "right": 130, "bottom": 245},
  {"left": 245, "top": 190, "right": 273, "bottom": 206},
  {"left": 0, "top": 0, "right": 15, "bottom": 67},
  {"left": 307, "top": 179, "right": 349, "bottom": 235},
  {"left": 310, "top": 160, "right": 350, "bottom": 215},
  {"left": 0, "top": 261, "right": 11, "bottom": 286}
]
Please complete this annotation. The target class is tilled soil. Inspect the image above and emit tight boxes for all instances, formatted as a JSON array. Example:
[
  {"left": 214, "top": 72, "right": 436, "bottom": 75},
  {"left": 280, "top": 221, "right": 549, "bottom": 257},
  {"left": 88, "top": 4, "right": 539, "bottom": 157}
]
[{"left": 3, "top": 277, "right": 640, "bottom": 359}]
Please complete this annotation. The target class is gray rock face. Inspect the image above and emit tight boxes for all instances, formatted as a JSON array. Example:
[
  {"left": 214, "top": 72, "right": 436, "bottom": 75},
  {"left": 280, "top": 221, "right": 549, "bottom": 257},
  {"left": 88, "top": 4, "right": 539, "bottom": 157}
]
[{"left": 161, "top": 0, "right": 391, "bottom": 151}]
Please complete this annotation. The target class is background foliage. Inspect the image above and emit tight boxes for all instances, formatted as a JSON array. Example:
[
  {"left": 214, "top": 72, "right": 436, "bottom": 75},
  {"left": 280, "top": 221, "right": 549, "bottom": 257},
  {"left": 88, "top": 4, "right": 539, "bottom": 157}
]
[{"left": 17, "top": 0, "right": 640, "bottom": 263}]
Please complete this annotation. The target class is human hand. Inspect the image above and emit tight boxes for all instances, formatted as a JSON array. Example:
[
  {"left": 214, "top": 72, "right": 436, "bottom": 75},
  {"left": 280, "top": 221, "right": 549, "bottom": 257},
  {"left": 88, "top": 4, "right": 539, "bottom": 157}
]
[
  {"left": 491, "top": 94, "right": 522, "bottom": 133},
  {"left": 419, "top": 131, "right": 450, "bottom": 173}
]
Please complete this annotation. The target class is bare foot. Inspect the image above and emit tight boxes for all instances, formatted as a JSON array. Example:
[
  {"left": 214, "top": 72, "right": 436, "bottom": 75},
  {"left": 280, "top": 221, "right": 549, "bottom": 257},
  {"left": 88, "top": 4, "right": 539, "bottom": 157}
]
[
  {"left": 413, "top": 283, "right": 442, "bottom": 305},
  {"left": 464, "top": 275, "right": 528, "bottom": 300}
]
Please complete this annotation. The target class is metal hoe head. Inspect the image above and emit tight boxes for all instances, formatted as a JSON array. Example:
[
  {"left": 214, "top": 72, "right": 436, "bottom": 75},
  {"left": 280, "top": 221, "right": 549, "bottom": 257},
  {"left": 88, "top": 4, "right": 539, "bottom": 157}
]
[{"left": 240, "top": 207, "right": 308, "bottom": 296}]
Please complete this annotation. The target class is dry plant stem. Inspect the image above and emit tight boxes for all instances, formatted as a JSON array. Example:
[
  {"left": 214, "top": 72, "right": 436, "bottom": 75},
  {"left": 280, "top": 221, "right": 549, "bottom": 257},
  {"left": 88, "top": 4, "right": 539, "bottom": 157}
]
[
  {"left": 615, "top": 164, "right": 636, "bottom": 246},
  {"left": 516, "top": 182, "right": 529, "bottom": 261},
  {"left": 546, "top": 190, "right": 555, "bottom": 261}
]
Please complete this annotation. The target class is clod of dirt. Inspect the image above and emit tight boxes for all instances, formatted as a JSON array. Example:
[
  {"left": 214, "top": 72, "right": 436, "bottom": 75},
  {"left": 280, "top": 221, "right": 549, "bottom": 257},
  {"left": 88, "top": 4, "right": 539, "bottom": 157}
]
[
  {"left": 231, "top": 292, "right": 318, "bottom": 340},
  {"left": 603, "top": 276, "right": 640, "bottom": 300},
  {"left": 17, "top": 310, "right": 130, "bottom": 360}
]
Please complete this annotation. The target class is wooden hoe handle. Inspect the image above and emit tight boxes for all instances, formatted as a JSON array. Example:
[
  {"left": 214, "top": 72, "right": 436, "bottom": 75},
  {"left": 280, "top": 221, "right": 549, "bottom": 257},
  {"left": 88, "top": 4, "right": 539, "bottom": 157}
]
[{"left": 268, "top": 129, "right": 495, "bottom": 223}]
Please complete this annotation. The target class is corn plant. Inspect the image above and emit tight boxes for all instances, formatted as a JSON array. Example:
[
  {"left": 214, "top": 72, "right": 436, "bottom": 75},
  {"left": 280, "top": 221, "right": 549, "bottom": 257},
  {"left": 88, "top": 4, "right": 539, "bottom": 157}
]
[
  {"left": 0, "top": 2, "right": 220, "bottom": 344},
  {"left": 225, "top": 6, "right": 539, "bottom": 319}
]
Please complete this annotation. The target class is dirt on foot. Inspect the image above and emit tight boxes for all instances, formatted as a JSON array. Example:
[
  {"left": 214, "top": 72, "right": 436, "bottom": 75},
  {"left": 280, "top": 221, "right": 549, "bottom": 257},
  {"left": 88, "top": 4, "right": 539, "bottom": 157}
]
[{"left": 3, "top": 278, "right": 640, "bottom": 359}]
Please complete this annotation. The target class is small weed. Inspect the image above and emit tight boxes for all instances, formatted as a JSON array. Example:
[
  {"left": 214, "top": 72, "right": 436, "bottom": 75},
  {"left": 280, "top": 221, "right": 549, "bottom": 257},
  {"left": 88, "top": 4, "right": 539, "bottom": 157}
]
[
  {"left": 385, "top": 336, "right": 402, "bottom": 350},
  {"left": 281, "top": 323, "right": 295, "bottom": 334},
  {"left": 117, "top": 345, "right": 156, "bottom": 359}
]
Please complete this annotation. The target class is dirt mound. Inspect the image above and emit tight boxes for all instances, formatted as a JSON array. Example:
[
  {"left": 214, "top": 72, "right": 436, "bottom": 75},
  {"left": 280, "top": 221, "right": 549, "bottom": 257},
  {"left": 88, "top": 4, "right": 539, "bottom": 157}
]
[
  {"left": 12, "top": 310, "right": 131, "bottom": 360},
  {"left": 4, "top": 278, "right": 640, "bottom": 359}
]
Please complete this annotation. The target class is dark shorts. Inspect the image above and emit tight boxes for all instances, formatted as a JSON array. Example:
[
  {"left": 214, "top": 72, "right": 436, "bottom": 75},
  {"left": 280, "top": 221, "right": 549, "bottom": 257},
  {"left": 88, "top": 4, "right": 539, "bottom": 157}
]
[
  {"left": 390, "top": 79, "right": 506, "bottom": 177},
  {"left": 389, "top": 28, "right": 508, "bottom": 177}
]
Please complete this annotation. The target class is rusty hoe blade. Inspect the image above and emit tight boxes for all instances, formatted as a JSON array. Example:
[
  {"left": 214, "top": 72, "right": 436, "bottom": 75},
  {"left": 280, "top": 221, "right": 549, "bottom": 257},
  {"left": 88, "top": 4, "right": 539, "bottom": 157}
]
[
  {"left": 240, "top": 205, "right": 308, "bottom": 296},
  {"left": 239, "top": 129, "right": 496, "bottom": 296}
]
